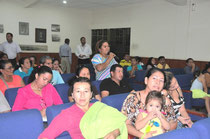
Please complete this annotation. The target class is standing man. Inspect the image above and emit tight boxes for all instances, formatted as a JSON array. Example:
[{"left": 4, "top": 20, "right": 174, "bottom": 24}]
[
  {"left": 59, "top": 38, "right": 72, "bottom": 73},
  {"left": 75, "top": 37, "right": 92, "bottom": 65},
  {"left": 0, "top": 32, "right": 21, "bottom": 67}
]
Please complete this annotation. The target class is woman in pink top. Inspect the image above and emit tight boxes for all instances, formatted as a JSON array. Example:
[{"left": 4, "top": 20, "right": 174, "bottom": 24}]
[
  {"left": 0, "top": 60, "right": 24, "bottom": 95},
  {"left": 12, "top": 66, "right": 63, "bottom": 117},
  {"left": 39, "top": 77, "right": 131, "bottom": 139}
]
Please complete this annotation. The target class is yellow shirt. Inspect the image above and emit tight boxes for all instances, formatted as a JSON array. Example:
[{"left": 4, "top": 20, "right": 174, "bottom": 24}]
[
  {"left": 157, "top": 63, "right": 170, "bottom": 69},
  {"left": 140, "top": 112, "right": 163, "bottom": 136},
  {"left": 120, "top": 59, "right": 131, "bottom": 67}
]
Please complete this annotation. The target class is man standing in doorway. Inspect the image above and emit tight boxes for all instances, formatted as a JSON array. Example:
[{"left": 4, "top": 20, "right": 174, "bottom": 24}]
[
  {"left": 75, "top": 37, "right": 92, "bottom": 66},
  {"left": 59, "top": 38, "right": 72, "bottom": 73},
  {"left": 0, "top": 32, "right": 21, "bottom": 67}
]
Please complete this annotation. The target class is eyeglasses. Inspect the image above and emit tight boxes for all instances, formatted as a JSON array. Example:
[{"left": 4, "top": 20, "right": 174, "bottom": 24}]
[{"left": 4, "top": 66, "right": 14, "bottom": 71}]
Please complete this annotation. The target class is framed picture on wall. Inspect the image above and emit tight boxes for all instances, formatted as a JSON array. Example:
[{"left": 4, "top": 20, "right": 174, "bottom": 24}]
[
  {"left": 51, "top": 24, "right": 60, "bottom": 32},
  {"left": 19, "top": 22, "right": 29, "bottom": 35},
  {"left": 35, "top": 28, "right": 47, "bottom": 43},
  {"left": 0, "top": 24, "right": 4, "bottom": 33}
]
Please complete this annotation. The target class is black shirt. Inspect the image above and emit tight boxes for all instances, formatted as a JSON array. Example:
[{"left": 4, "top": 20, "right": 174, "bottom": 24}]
[{"left": 100, "top": 78, "right": 132, "bottom": 96}]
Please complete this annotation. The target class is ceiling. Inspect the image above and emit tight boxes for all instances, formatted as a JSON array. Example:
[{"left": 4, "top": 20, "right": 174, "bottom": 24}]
[{"left": 7, "top": 0, "right": 209, "bottom": 9}]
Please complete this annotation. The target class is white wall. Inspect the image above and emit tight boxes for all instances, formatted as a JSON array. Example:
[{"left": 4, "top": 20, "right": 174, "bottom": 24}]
[
  {"left": 91, "top": 0, "right": 210, "bottom": 61},
  {"left": 0, "top": 1, "right": 92, "bottom": 53}
]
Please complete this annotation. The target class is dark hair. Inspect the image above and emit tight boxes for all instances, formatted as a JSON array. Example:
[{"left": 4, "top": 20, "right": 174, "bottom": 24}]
[
  {"left": 6, "top": 32, "right": 13, "bottom": 37},
  {"left": 69, "top": 77, "right": 92, "bottom": 96},
  {"left": 0, "top": 52, "right": 8, "bottom": 60},
  {"left": 65, "top": 38, "right": 70, "bottom": 44},
  {"left": 39, "top": 56, "right": 52, "bottom": 65},
  {"left": 186, "top": 58, "right": 193, "bottom": 63},
  {"left": 164, "top": 71, "right": 174, "bottom": 90},
  {"left": 192, "top": 70, "right": 201, "bottom": 82},
  {"left": 145, "top": 91, "right": 165, "bottom": 109},
  {"left": 203, "top": 64, "right": 210, "bottom": 74},
  {"left": 18, "top": 57, "right": 30, "bottom": 68},
  {"left": 158, "top": 56, "right": 165, "bottom": 61},
  {"left": 131, "top": 56, "right": 140, "bottom": 63},
  {"left": 110, "top": 64, "right": 123, "bottom": 73},
  {"left": 68, "top": 65, "right": 90, "bottom": 86},
  {"left": 95, "top": 40, "right": 108, "bottom": 53},
  {"left": 0, "top": 60, "right": 12, "bottom": 69},
  {"left": 29, "top": 56, "right": 37, "bottom": 61},
  {"left": 145, "top": 67, "right": 166, "bottom": 82},
  {"left": 80, "top": 37, "right": 85, "bottom": 41},
  {"left": 146, "top": 57, "right": 155, "bottom": 68},
  {"left": 52, "top": 58, "right": 60, "bottom": 64},
  {"left": 28, "top": 66, "right": 52, "bottom": 84}
]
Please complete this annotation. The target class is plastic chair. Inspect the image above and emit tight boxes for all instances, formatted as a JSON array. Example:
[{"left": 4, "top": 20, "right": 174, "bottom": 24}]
[
  {"left": 61, "top": 73, "right": 76, "bottom": 83},
  {"left": 54, "top": 83, "right": 70, "bottom": 103}
]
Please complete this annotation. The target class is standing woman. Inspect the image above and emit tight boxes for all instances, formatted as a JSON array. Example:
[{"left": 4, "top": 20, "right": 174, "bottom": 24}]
[
  {"left": 164, "top": 71, "right": 193, "bottom": 128},
  {"left": 14, "top": 57, "right": 33, "bottom": 79},
  {"left": 0, "top": 60, "right": 24, "bottom": 95},
  {"left": 121, "top": 68, "right": 177, "bottom": 138},
  {"left": 91, "top": 40, "right": 118, "bottom": 80},
  {"left": 146, "top": 57, "right": 156, "bottom": 70},
  {"left": 12, "top": 66, "right": 63, "bottom": 117}
]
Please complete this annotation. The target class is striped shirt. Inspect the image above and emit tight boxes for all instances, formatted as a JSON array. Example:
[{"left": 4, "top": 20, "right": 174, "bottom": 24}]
[{"left": 91, "top": 54, "right": 117, "bottom": 80}]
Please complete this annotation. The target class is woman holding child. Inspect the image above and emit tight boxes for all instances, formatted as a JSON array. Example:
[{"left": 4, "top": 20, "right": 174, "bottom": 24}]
[{"left": 121, "top": 68, "right": 177, "bottom": 138}]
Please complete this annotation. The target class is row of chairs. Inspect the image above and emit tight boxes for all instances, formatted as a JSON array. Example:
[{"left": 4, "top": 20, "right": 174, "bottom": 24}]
[{"left": 1, "top": 92, "right": 208, "bottom": 139}]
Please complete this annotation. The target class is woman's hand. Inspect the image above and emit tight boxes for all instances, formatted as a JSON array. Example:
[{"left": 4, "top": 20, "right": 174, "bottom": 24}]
[
  {"left": 144, "top": 131, "right": 156, "bottom": 139},
  {"left": 40, "top": 108, "right": 46, "bottom": 117},
  {"left": 178, "top": 116, "right": 192, "bottom": 127},
  {"left": 104, "top": 129, "right": 120, "bottom": 139},
  {"left": 108, "top": 52, "right": 116, "bottom": 60}
]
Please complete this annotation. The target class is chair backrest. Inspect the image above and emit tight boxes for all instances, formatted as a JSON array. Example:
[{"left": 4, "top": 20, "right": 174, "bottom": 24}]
[
  {"left": 101, "top": 93, "right": 129, "bottom": 111},
  {"left": 5, "top": 87, "right": 20, "bottom": 108},
  {"left": 23, "top": 76, "right": 29, "bottom": 85},
  {"left": 175, "top": 74, "right": 193, "bottom": 90},
  {"left": 61, "top": 73, "right": 76, "bottom": 83},
  {"left": 54, "top": 83, "right": 70, "bottom": 103},
  {"left": 0, "top": 109, "right": 44, "bottom": 139},
  {"left": 135, "top": 70, "right": 146, "bottom": 82},
  {"left": 192, "top": 117, "right": 210, "bottom": 139},
  {"left": 150, "top": 128, "right": 199, "bottom": 139},
  {"left": 164, "top": 68, "right": 185, "bottom": 75},
  {"left": 92, "top": 80, "right": 102, "bottom": 94}
]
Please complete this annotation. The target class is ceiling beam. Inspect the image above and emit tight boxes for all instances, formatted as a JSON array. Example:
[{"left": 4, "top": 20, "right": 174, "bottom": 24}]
[{"left": 23, "top": 0, "right": 41, "bottom": 8}]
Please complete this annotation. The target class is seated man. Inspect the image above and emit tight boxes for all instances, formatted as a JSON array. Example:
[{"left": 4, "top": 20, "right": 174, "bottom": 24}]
[
  {"left": 39, "top": 56, "right": 64, "bottom": 85},
  {"left": 157, "top": 56, "right": 170, "bottom": 69},
  {"left": 184, "top": 58, "right": 199, "bottom": 74},
  {"left": 100, "top": 64, "right": 133, "bottom": 98},
  {"left": 120, "top": 54, "right": 131, "bottom": 67}
]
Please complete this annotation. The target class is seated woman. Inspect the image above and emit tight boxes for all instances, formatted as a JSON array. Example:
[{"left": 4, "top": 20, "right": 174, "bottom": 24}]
[
  {"left": 146, "top": 57, "right": 156, "bottom": 70},
  {"left": 0, "top": 90, "right": 11, "bottom": 113},
  {"left": 29, "top": 56, "right": 37, "bottom": 68},
  {"left": 0, "top": 52, "right": 8, "bottom": 60},
  {"left": 190, "top": 70, "right": 210, "bottom": 117},
  {"left": 203, "top": 64, "right": 210, "bottom": 93},
  {"left": 163, "top": 71, "right": 193, "bottom": 128},
  {"left": 121, "top": 68, "right": 177, "bottom": 138},
  {"left": 91, "top": 40, "right": 118, "bottom": 80},
  {"left": 68, "top": 65, "right": 101, "bottom": 101},
  {"left": 127, "top": 56, "right": 143, "bottom": 78},
  {"left": 0, "top": 60, "right": 25, "bottom": 95},
  {"left": 52, "top": 58, "right": 63, "bottom": 74},
  {"left": 12, "top": 66, "right": 63, "bottom": 118},
  {"left": 39, "top": 77, "right": 131, "bottom": 139},
  {"left": 14, "top": 57, "right": 33, "bottom": 79}
]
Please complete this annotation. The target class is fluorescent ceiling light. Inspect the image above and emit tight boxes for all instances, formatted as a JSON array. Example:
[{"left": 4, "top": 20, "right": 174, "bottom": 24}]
[{"left": 63, "top": 0, "right": 67, "bottom": 4}]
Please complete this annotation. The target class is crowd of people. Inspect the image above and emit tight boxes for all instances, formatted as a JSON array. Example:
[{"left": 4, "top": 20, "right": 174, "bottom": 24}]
[{"left": 0, "top": 33, "right": 210, "bottom": 139}]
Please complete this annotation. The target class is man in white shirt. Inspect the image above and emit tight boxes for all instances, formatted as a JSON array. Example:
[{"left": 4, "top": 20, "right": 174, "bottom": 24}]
[
  {"left": 75, "top": 37, "right": 92, "bottom": 65},
  {"left": 0, "top": 32, "right": 21, "bottom": 67}
]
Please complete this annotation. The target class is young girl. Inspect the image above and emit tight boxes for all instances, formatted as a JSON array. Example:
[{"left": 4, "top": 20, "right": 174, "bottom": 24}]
[
  {"left": 191, "top": 70, "right": 210, "bottom": 117},
  {"left": 52, "top": 58, "right": 63, "bottom": 74},
  {"left": 127, "top": 56, "right": 143, "bottom": 78},
  {"left": 135, "top": 91, "right": 170, "bottom": 138}
]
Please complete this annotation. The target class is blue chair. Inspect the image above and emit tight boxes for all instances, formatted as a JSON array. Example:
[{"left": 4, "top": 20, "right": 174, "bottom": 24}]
[
  {"left": 164, "top": 68, "right": 185, "bottom": 75},
  {"left": 61, "top": 73, "right": 76, "bottom": 83},
  {"left": 150, "top": 128, "right": 199, "bottom": 139},
  {"left": 54, "top": 83, "right": 70, "bottom": 103},
  {"left": 135, "top": 70, "right": 146, "bottom": 82},
  {"left": 101, "top": 93, "right": 129, "bottom": 111},
  {"left": 0, "top": 109, "right": 44, "bottom": 139},
  {"left": 175, "top": 74, "right": 193, "bottom": 90},
  {"left": 191, "top": 118, "right": 210, "bottom": 139},
  {"left": 23, "top": 76, "right": 29, "bottom": 85},
  {"left": 92, "top": 80, "right": 102, "bottom": 94},
  {"left": 5, "top": 87, "right": 20, "bottom": 108}
]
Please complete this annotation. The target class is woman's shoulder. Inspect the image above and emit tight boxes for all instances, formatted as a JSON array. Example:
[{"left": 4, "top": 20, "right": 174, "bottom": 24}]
[
  {"left": 92, "top": 54, "right": 101, "bottom": 59},
  {"left": 12, "top": 75, "right": 22, "bottom": 80}
]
